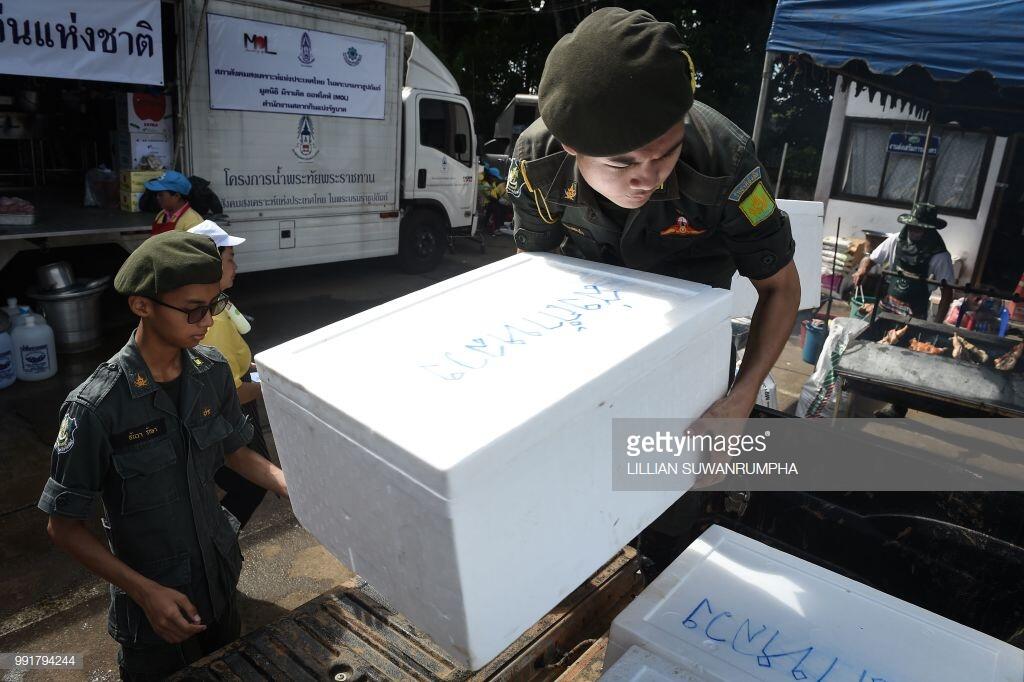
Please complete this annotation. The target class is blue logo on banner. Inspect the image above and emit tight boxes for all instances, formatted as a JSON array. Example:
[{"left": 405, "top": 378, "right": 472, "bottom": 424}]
[
  {"left": 298, "top": 32, "right": 314, "bottom": 66},
  {"left": 343, "top": 46, "right": 362, "bottom": 67}
]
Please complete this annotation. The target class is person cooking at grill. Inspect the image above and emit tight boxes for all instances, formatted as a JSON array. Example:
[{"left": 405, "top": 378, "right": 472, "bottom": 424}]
[
  {"left": 146, "top": 170, "right": 204, "bottom": 236},
  {"left": 37, "top": 231, "right": 288, "bottom": 681},
  {"left": 852, "top": 202, "right": 955, "bottom": 323},
  {"left": 508, "top": 8, "right": 800, "bottom": 420},
  {"left": 852, "top": 202, "right": 955, "bottom": 418}
]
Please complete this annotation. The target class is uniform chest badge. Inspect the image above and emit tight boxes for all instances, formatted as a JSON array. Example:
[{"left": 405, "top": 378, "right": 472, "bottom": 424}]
[
  {"left": 202, "top": 407, "right": 212, "bottom": 417},
  {"left": 660, "top": 215, "right": 706, "bottom": 237},
  {"left": 134, "top": 374, "right": 149, "bottom": 388},
  {"left": 564, "top": 182, "right": 577, "bottom": 201}
]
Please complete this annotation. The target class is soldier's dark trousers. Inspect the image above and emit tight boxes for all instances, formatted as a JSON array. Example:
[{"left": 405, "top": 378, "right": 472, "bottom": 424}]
[{"left": 117, "top": 597, "right": 241, "bottom": 681}]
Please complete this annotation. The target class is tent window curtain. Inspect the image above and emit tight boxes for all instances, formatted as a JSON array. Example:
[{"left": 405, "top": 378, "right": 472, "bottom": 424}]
[
  {"left": 835, "top": 120, "right": 989, "bottom": 213},
  {"left": 927, "top": 130, "right": 987, "bottom": 209}
]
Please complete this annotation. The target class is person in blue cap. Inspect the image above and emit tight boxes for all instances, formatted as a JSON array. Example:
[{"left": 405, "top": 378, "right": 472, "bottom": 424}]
[{"left": 146, "top": 170, "right": 204, "bottom": 236}]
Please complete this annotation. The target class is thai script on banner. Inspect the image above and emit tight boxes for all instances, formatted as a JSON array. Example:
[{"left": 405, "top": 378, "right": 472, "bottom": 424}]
[
  {"left": 206, "top": 13, "right": 387, "bottom": 120},
  {"left": 0, "top": 0, "right": 163, "bottom": 85}
]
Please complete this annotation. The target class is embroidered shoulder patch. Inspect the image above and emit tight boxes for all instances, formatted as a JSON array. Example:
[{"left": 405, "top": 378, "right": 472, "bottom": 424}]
[
  {"left": 564, "top": 181, "right": 577, "bottom": 201},
  {"left": 738, "top": 181, "right": 776, "bottom": 227},
  {"left": 728, "top": 166, "right": 762, "bottom": 202},
  {"left": 506, "top": 160, "right": 523, "bottom": 198},
  {"left": 55, "top": 414, "right": 78, "bottom": 455}
]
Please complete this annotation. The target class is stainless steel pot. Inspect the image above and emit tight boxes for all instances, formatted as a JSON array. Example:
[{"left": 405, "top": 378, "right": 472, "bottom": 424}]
[
  {"left": 27, "top": 277, "right": 111, "bottom": 353},
  {"left": 36, "top": 262, "right": 76, "bottom": 291}
]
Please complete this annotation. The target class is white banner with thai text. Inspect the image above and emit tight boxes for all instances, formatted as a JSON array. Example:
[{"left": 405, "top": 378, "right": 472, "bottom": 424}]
[
  {"left": 0, "top": 0, "right": 163, "bottom": 85},
  {"left": 206, "top": 14, "right": 386, "bottom": 120}
]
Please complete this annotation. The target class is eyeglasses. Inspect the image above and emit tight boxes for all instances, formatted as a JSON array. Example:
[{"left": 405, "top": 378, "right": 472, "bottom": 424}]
[{"left": 148, "top": 292, "right": 229, "bottom": 324}]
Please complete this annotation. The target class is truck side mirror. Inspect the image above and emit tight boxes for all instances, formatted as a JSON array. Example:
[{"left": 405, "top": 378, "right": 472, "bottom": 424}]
[{"left": 455, "top": 134, "right": 468, "bottom": 155}]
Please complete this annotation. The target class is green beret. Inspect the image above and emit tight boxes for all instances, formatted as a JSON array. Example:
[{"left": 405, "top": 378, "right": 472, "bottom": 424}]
[
  {"left": 114, "top": 231, "right": 222, "bottom": 297},
  {"left": 538, "top": 8, "right": 695, "bottom": 157}
]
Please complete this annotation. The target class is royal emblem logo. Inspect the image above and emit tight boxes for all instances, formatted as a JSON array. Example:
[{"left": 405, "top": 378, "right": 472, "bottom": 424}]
[
  {"left": 298, "top": 32, "right": 315, "bottom": 66},
  {"left": 343, "top": 46, "right": 362, "bottom": 67},
  {"left": 293, "top": 115, "right": 319, "bottom": 161}
]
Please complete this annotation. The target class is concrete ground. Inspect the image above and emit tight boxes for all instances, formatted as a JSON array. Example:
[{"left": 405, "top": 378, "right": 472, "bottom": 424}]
[{"left": 0, "top": 234, "right": 830, "bottom": 680}]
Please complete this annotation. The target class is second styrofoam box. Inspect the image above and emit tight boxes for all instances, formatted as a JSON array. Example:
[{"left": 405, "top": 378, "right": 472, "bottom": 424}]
[
  {"left": 256, "top": 253, "right": 732, "bottom": 669},
  {"left": 600, "top": 646, "right": 699, "bottom": 681},
  {"left": 607, "top": 525, "right": 1024, "bottom": 681}
]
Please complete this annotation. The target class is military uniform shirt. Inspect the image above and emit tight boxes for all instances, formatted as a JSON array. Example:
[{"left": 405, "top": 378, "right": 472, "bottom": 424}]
[
  {"left": 38, "top": 333, "right": 254, "bottom": 646},
  {"left": 508, "top": 101, "right": 795, "bottom": 289}
]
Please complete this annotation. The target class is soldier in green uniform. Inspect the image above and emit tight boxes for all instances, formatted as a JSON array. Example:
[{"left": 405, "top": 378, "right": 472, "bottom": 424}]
[
  {"left": 37, "top": 231, "right": 288, "bottom": 681},
  {"left": 509, "top": 7, "right": 801, "bottom": 419}
]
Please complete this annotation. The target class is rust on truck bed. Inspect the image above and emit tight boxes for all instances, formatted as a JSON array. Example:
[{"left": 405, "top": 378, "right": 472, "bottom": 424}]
[{"left": 170, "top": 547, "right": 641, "bottom": 681}]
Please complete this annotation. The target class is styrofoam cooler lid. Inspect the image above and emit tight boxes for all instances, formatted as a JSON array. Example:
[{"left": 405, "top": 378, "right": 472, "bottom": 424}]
[
  {"left": 256, "top": 253, "right": 730, "bottom": 495},
  {"left": 608, "top": 525, "right": 1024, "bottom": 681},
  {"left": 600, "top": 646, "right": 702, "bottom": 681}
]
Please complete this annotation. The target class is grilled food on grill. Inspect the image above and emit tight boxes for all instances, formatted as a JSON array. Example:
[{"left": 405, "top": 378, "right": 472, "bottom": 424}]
[
  {"left": 880, "top": 324, "right": 909, "bottom": 346},
  {"left": 909, "top": 338, "right": 947, "bottom": 355},
  {"left": 951, "top": 334, "right": 989, "bottom": 364},
  {"left": 994, "top": 342, "right": 1023, "bottom": 372}
]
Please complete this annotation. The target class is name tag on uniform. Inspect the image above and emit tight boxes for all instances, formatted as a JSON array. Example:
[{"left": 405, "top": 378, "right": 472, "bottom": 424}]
[{"left": 112, "top": 419, "right": 166, "bottom": 449}]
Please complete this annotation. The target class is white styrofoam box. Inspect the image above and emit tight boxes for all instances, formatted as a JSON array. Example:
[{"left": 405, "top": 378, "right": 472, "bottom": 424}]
[
  {"left": 116, "top": 93, "right": 174, "bottom": 137},
  {"left": 607, "top": 525, "right": 1024, "bottom": 681},
  {"left": 256, "top": 253, "right": 732, "bottom": 669},
  {"left": 600, "top": 646, "right": 699, "bottom": 681},
  {"left": 731, "top": 199, "right": 824, "bottom": 317}
]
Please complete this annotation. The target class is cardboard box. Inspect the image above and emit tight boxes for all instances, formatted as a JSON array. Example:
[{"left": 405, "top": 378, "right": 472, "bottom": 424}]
[
  {"left": 256, "top": 253, "right": 733, "bottom": 668},
  {"left": 117, "top": 133, "right": 172, "bottom": 171},
  {"left": 119, "top": 170, "right": 164, "bottom": 193},
  {"left": 119, "top": 189, "right": 143, "bottom": 213},
  {"left": 116, "top": 93, "right": 173, "bottom": 137}
]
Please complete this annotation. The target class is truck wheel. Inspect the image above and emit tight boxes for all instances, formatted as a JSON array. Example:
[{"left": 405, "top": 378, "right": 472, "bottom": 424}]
[{"left": 398, "top": 209, "right": 446, "bottom": 273}]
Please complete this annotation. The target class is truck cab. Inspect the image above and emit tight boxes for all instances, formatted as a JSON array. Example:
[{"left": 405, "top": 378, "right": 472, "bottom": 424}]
[
  {"left": 399, "top": 34, "right": 478, "bottom": 272},
  {"left": 481, "top": 94, "right": 539, "bottom": 177}
]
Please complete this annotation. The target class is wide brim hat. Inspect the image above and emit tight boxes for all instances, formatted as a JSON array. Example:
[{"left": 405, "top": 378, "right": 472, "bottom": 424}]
[{"left": 898, "top": 202, "right": 947, "bottom": 230}]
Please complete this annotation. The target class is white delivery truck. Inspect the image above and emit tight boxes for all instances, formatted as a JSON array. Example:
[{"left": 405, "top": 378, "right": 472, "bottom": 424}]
[{"left": 0, "top": 0, "right": 477, "bottom": 275}]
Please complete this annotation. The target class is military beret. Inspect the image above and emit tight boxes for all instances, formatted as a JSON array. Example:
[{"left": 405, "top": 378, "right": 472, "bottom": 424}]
[
  {"left": 114, "top": 231, "right": 222, "bottom": 297},
  {"left": 538, "top": 8, "right": 695, "bottom": 157}
]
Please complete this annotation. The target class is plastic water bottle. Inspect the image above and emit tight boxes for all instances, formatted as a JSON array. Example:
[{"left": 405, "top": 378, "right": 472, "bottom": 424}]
[
  {"left": 2, "top": 297, "right": 20, "bottom": 319},
  {"left": 225, "top": 302, "right": 251, "bottom": 335},
  {"left": 0, "top": 329, "right": 15, "bottom": 389},
  {"left": 11, "top": 304, "right": 33, "bottom": 328},
  {"left": 11, "top": 312, "right": 57, "bottom": 381}
]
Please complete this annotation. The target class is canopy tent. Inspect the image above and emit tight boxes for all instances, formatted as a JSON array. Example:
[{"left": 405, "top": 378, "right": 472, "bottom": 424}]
[
  {"left": 754, "top": 0, "right": 1024, "bottom": 203},
  {"left": 755, "top": 0, "right": 1024, "bottom": 143}
]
